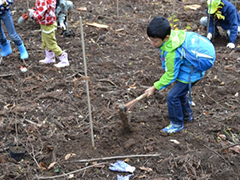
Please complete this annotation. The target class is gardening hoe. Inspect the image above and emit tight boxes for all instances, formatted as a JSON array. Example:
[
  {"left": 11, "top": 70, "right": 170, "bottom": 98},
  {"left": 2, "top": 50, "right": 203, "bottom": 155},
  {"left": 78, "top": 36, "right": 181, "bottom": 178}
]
[
  {"left": 119, "top": 92, "right": 148, "bottom": 131},
  {"left": 18, "top": 11, "right": 30, "bottom": 25},
  {"left": 18, "top": 7, "right": 35, "bottom": 25}
]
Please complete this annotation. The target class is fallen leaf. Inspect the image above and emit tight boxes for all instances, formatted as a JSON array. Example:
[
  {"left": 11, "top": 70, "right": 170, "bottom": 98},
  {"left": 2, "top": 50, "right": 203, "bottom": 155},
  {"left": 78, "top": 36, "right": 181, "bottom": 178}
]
[
  {"left": 224, "top": 65, "right": 235, "bottom": 71},
  {"left": 170, "top": 139, "right": 180, "bottom": 144},
  {"left": 184, "top": 4, "right": 201, "bottom": 10},
  {"left": 39, "top": 162, "right": 47, "bottom": 171},
  {"left": 139, "top": 174, "right": 147, "bottom": 178},
  {"left": 203, "top": 110, "right": 210, "bottom": 117},
  {"left": 85, "top": 22, "right": 109, "bottom": 29},
  {"left": 68, "top": 174, "right": 74, "bottom": 179},
  {"left": 229, "top": 145, "right": 240, "bottom": 154},
  {"left": 64, "top": 153, "right": 76, "bottom": 160},
  {"left": 231, "top": 106, "right": 236, "bottom": 110},
  {"left": 220, "top": 81, "right": 225, "bottom": 86},
  {"left": 115, "top": 28, "right": 125, "bottom": 32},
  {"left": 128, "top": 84, "right": 136, "bottom": 89},
  {"left": 78, "top": 7, "right": 87, "bottom": 11},
  {"left": 140, "top": 166, "right": 153, "bottom": 172},
  {"left": 124, "top": 158, "right": 130, "bottom": 162},
  {"left": 218, "top": 134, "right": 226, "bottom": 141},
  {"left": 48, "top": 162, "right": 57, "bottom": 169},
  {"left": 3, "top": 103, "right": 13, "bottom": 110}
]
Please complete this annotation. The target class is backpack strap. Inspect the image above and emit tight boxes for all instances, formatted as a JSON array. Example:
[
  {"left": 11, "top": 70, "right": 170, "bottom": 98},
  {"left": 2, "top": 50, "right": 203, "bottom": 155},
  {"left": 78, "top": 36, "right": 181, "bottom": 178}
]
[
  {"left": 180, "top": 47, "right": 194, "bottom": 105},
  {"left": 188, "top": 66, "right": 195, "bottom": 105}
]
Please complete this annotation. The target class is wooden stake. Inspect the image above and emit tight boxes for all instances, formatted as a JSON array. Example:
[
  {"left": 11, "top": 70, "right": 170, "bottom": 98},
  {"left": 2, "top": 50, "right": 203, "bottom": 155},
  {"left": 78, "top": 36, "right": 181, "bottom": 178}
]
[
  {"left": 79, "top": 16, "right": 95, "bottom": 148},
  {"left": 117, "top": 0, "right": 119, "bottom": 17}
]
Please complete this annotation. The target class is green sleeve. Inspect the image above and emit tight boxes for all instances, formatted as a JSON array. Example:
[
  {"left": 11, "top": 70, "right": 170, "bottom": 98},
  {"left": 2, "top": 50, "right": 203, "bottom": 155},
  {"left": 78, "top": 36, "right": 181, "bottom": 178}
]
[{"left": 154, "top": 51, "right": 179, "bottom": 90}]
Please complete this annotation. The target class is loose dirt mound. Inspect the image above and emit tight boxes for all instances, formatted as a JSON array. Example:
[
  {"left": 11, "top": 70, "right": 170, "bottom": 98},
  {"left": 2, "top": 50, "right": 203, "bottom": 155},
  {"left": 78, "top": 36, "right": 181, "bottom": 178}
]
[{"left": 0, "top": 0, "right": 239, "bottom": 179}]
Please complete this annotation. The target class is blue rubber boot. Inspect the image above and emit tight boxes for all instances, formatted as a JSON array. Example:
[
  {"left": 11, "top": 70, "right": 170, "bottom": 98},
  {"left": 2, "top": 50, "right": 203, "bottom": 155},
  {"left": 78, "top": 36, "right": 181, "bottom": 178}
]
[
  {"left": 17, "top": 43, "right": 29, "bottom": 60},
  {"left": 0, "top": 40, "right": 12, "bottom": 57}
]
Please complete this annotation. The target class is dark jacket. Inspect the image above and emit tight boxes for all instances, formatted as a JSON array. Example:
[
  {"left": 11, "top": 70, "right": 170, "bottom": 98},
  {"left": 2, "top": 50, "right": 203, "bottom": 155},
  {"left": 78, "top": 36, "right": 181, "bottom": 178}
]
[
  {"left": 208, "top": 0, "right": 240, "bottom": 43},
  {"left": 0, "top": 0, "right": 13, "bottom": 14}
]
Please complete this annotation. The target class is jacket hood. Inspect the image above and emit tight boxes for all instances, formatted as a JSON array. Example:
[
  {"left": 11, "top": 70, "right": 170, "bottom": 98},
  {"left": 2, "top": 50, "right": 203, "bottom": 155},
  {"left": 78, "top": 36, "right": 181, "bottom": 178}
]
[{"left": 160, "top": 30, "right": 186, "bottom": 52}]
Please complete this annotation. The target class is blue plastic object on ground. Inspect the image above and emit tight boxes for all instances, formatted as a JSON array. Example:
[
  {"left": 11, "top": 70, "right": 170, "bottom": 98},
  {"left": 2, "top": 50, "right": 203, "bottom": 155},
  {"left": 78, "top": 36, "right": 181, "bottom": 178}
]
[
  {"left": 109, "top": 160, "right": 136, "bottom": 173},
  {"left": 117, "top": 174, "right": 133, "bottom": 180}
]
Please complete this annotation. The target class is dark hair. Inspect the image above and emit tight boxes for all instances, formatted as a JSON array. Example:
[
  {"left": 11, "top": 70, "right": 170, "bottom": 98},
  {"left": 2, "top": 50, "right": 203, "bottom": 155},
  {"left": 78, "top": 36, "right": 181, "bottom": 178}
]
[{"left": 147, "top": 16, "right": 171, "bottom": 40}]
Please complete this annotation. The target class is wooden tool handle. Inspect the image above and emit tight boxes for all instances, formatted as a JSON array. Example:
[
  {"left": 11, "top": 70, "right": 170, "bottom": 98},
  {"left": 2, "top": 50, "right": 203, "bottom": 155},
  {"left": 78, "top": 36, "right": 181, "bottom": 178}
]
[{"left": 125, "top": 92, "right": 148, "bottom": 110}]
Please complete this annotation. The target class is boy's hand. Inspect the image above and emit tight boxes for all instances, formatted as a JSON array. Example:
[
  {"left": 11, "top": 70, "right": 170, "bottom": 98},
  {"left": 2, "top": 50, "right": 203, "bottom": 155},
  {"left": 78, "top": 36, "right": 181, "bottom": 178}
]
[
  {"left": 28, "top": 9, "right": 34, "bottom": 18},
  {"left": 226, "top": 43, "right": 235, "bottom": 49},
  {"left": 60, "top": 22, "right": 66, "bottom": 30},
  {"left": 145, "top": 86, "right": 155, "bottom": 97},
  {"left": 207, "top": 33, "right": 212, "bottom": 40}
]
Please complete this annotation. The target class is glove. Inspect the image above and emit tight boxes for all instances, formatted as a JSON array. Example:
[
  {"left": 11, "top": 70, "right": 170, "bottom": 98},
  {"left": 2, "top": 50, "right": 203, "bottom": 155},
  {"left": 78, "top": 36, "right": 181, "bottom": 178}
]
[
  {"left": 59, "top": 22, "right": 66, "bottom": 30},
  {"left": 109, "top": 161, "right": 136, "bottom": 173},
  {"left": 226, "top": 43, "right": 235, "bottom": 49},
  {"left": 28, "top": 9, "right": 34, "bottom": 18},
  {"left": 207, "top": 33, "right": 212, "bottom": 40}
]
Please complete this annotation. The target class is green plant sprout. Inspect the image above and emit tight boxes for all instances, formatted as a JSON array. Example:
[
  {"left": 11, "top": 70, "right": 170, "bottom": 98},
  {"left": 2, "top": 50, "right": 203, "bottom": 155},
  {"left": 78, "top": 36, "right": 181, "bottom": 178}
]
[{"left": 168, "top": 15, "right": 192, "bottom": 31}]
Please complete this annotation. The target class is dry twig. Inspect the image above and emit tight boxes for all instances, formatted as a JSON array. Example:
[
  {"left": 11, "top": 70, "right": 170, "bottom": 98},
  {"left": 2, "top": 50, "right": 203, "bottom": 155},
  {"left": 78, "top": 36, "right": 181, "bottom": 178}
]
[
  {"left": 36, "top": 162, "right": 106, "bottom": 179},
  {"left": 68, "top": 153, "right": 161, "bottom": 163}
]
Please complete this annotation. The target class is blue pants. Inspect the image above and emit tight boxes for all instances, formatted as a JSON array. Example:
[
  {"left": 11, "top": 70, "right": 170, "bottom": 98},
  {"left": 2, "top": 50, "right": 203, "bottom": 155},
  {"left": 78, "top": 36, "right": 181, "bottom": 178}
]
[
  {"left": 167, "top": 81, "right": 195, "bottom": 126},
  {"left": 0, "top": 10, "right": 23, "bottom": 46}
]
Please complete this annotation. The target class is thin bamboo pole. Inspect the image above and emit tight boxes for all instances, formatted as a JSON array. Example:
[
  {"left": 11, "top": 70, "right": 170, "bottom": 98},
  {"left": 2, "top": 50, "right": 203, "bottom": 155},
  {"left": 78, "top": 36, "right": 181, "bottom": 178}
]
[
  {"left": 27, "top": 0, "right": 29, "bottom": 10},
  {"left": 117, "top": 0, "right": 119, "bottom": 17},
  {"left": 79, "top": 16, "right": 95, "bottom": 148},
  {"left": 207, "top": 0, "right": 212, "bottom": 36}
]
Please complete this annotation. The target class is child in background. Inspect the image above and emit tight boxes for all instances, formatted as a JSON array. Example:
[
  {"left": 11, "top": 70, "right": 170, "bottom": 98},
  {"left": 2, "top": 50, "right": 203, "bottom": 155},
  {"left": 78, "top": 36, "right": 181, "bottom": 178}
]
[
  {"left": 200, "top": 0, "right": 240, "bottom": 49},
  {"left": 55, "top": 0, "right": 73, "bottom": 30},
  {"left": 28, "top": 0, "right": 69, "bottom": 68},
  {"left": 0, "top": 0, "right": 28, "bottom": 59},
  {"left": 145, "top": 16, "right": 215, "bottom": 133}
]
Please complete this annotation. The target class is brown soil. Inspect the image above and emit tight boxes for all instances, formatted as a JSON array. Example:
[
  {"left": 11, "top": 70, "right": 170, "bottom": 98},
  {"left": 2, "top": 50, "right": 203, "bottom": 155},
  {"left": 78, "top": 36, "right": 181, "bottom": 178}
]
[{"left": 0, "top": 0, "right": 240, "bottom": 179}]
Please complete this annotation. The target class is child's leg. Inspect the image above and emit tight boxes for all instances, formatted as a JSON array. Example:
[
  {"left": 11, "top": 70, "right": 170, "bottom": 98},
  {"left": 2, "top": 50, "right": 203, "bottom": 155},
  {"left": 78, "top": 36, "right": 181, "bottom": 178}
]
[
  {"left": 0, "top": 20, "right": 8, "bottom": 45},
  {"left": 1, "top": 11, "right": 23, "bottom": 46},
  {"left": 167, "top": 81, "right": 190, "bottom": 126},
  {"left": 41, "top": 28, "right": 69, "bottom": 68},
  {"left": 39, "top": 30, "right": 58, "bottom": 64},
  {"left": 1, "top": 11, "right": 28, "bottom": 59},
  {"left": 0, "top": 17, "right": 12, "bottom": 57},
  {"left": 41, "top": 30, "right": 62, "bottom": 57},
  {"left": 181, "top": 81, "right": 198, "bottom": 121},
  {"left": 180, "top": 93, "right": 193, "bottom": 121},
  {"left": 162, "top": 81, "right": 189, "bottom": 133}
]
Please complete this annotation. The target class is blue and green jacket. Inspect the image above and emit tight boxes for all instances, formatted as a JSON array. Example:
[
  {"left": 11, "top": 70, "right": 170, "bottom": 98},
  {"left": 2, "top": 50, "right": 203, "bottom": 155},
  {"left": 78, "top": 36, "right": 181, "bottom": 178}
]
[
  {"left": 154, "top": 30, "right": 205, "bottom": 90},
  {"left": 0, "top": 0, "right": 13, "bottom": 14}
]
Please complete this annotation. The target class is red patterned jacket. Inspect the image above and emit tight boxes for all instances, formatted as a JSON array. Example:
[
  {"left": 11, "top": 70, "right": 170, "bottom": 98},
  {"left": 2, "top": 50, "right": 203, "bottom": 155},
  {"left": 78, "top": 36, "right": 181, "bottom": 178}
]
[{"left": 33, "top": 0, "right": 56, "bottom": 25}]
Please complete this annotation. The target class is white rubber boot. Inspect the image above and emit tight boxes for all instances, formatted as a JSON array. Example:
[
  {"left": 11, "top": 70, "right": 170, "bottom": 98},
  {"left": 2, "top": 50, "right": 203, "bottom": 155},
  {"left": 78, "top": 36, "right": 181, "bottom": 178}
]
[
  {"left": 39, "top": 50, "right": 55, "bottom": 64},
  {"left": 54, "top": 52, "right": 69, "bottom": 68}
]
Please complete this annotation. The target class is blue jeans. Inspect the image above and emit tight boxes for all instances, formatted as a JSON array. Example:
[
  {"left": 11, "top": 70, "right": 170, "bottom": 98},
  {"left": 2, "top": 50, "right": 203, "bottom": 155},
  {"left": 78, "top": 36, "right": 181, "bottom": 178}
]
[
  {"left": 0, "top": 10, "right": 23, "bottom": 46},
  {"left": 167, "top": 81, "right": 196, "bottom": 126}
]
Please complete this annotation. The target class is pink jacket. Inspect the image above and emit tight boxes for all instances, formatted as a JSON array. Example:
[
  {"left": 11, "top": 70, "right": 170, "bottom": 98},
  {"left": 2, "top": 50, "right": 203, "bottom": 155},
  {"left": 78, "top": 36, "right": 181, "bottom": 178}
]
[{"left": 33, "top": 0, "right": 56, "bottom": 25}]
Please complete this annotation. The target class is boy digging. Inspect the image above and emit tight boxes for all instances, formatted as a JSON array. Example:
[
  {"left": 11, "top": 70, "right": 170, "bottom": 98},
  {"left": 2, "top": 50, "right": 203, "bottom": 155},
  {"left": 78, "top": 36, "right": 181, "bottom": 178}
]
[{"left": 145, "top": 16, "right": 216, "bottom": 133}]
